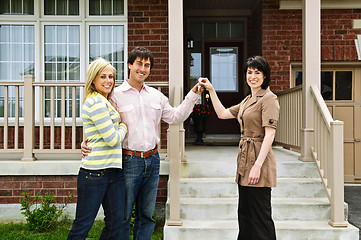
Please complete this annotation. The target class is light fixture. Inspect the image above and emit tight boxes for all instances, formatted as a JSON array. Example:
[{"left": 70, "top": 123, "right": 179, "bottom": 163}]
[{"left": 187, "top": 34, "right": 194, "bottom": 49}]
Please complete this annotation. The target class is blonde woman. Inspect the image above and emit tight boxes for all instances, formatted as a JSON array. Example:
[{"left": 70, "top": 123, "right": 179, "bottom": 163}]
[{"left": 68, "top": 58, "right": 127, "bottom": 240}]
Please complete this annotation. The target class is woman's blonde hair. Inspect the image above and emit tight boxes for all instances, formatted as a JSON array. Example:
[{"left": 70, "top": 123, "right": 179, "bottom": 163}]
[{"left": 83, "top": 58, "right": 116, "bottom": 102}]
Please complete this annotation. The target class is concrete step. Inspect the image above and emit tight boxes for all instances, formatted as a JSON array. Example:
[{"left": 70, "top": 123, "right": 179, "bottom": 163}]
[
  {"left": 176, "top": 177, "right": 327, "bottom": 198},
  {"left": 166, "top": 197, "right": 334, "bottom": 221},
  {"left": 164, "top": 220, "right": 359, "bottom": 240},
  {"left": 180, "top": 158, "right": 319, "bottom": 178}
]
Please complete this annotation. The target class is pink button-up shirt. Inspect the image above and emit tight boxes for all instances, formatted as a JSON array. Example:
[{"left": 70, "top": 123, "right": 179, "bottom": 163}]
[{"left": 109, "top": 80, "right": 199, "bottom": 151}]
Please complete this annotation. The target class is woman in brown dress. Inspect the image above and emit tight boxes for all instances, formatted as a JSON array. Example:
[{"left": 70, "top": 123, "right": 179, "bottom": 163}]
[{"left": 199, "top": 56, "right": 279, "bottom": 240}]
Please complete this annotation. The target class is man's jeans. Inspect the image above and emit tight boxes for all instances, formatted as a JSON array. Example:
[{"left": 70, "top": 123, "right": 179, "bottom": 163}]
[
  {"left": 67, "top": 168, "right": 125, "bottom": 240},
  {"left": 120, "top": 152, "right": 160, "bottom": 240}
]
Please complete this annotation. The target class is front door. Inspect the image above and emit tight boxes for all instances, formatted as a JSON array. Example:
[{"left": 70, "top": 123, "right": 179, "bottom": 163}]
[{"left": 204, "top": 42, "right": 245, "bottom": 134}]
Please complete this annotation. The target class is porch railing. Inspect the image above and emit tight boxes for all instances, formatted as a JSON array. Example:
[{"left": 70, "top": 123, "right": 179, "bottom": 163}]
[
  {"left": 275, "top": 85, "right": 347, "bottom": 227},
  {"left": 0, "top": 75, "right": 169, "bottom": 160},
  {"left": 275, "top": 85, "right": 302, "bottom": 149}
]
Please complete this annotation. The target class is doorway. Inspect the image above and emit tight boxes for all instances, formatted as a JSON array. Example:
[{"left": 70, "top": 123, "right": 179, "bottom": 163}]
[
  {"left": 204, "top": 42, "right": 245, "bottom": 134},
  {"left": 183, "top": 0, "right": 262, "bottom": 144}
]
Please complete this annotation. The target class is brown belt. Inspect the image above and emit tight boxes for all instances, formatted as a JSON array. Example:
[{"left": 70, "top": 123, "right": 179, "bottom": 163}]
[{"left": 122, "top": 146, "right": 158, "bottom": 158}]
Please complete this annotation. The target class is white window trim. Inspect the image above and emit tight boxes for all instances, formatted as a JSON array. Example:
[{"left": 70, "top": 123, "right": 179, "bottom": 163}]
[{"left": 1, "top": 0, "right": 128, "bottom": 123}]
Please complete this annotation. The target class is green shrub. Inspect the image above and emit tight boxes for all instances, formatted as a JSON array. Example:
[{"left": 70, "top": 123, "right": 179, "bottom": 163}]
[{"left": 20, "top": 192, "right": 73, "bottom": 232}]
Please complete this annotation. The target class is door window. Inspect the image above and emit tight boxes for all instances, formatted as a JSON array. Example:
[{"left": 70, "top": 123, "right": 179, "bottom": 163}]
[{"left": 210, "top": 47, "right": 238, "bottom": 92}]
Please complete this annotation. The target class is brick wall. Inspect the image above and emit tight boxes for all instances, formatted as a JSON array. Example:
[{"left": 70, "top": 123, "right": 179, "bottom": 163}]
[
  {"left": 128, "top": 0, "right": 169, "bottom": 148},
  {"left": 0, "top": 175, "right": 169, "bottom": 204},
  {"left": 262, "top": 0, "right": 361, "bottom": 92}
]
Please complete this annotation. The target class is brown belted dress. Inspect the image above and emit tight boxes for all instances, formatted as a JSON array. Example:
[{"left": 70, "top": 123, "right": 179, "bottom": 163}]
[{"left": 229, "top": 88, "right": 280, "bottom": 188}]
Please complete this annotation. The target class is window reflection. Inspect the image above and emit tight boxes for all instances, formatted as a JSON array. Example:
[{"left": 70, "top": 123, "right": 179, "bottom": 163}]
[
  {"left": 321, "top": 72, "right": 333, "bottom": 100},
  {"left": 44, "top": 25, "right": 80, "bottom": 117},
  {"left": 89, "top": 25, "right": 125, "bottom": 81},
  {"left": 0, "top": 25, "right": 34, "bottom": 117},
  {"left": 45, "top": 0, "right": 79, "bottom": 15},
  {"left": 0, "top": 0, "right": 34, "bottom": 15},
  {"left": 335, "top": 71, "right": 352, "bottom": 100},
  {"left": 210, "top": 47, "right": 238, "bottom": 92}
]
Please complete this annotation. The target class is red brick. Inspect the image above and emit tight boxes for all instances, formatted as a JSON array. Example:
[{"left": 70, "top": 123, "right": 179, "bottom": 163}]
[
  {"left": 43, "top": 182, "right": 64, "bottom": 188},
  {"left": 21, "top": 181, "right": 42, "bottom": 188},
  {"left": 57, "top": 189, "right": 77, "bottom": 197},
  {"left": 0, "top": 182, "right": 20, "bottom": 189},
  {"left": 64, "top": 181, "right": 77, "bottom": 188},
  {"left": 0, "top": 197, "right": 20, "bottom": 204},
  {"left": 0, "top": 190, "right": 12, "bottom": 196}
]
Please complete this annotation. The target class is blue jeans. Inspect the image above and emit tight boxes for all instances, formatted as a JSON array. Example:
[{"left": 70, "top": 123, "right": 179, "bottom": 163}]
[
  {"left": 119, "top": 152, "right": 160, "bottom": 240},
  {"left": 67, "top": 168, "right": 125, "bottom": 240}
]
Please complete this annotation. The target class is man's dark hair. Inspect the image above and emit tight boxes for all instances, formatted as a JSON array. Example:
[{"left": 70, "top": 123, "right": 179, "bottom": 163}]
[
  {"left": 243, "top": 56, "right": 271, "bottom": 89},
  {"left": 128, "top": 47, "right": 154, "bottom": 69}
]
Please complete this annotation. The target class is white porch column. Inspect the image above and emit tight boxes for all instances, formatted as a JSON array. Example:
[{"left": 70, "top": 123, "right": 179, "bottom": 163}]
[
  {"left": 299, "top": 0, "right": 321, "bottom": 162},
  {"left": 167, "top": 0, "right": 183, "bottom": 226}
]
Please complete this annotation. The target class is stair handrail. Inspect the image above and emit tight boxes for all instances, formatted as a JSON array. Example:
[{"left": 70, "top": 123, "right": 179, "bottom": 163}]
[{"left": 310, "top": 84, "right": 347, "bottom": 227}]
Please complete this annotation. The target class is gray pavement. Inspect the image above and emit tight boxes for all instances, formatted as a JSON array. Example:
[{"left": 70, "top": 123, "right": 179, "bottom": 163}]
[{"left": 345, "top": 184, "right": 361, "bottom": 239}]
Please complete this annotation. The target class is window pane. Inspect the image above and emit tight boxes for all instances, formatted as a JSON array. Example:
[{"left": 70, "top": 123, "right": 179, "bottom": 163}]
[
  {"left": 321, "top": 71, "right": 333, "bottom": 100},
  {"left": 204, "top": 23, "right": 216, "bottom": 39},
  {"left": 335, "top": 71, "right": 352, "bottom": 100},
  {"left": 45, "top": 0, "right": 79, "bottom": 15},
  {"left": 0, "top": 25, "right": 34, "bottom": 117},
  {"left": 90, "top": 0, "right": 124, "bottom": 15},
  {"left": 113, "top": 0, "right": 124, "bottom": 15},
  {"left": 102, "top": 0, "right": 112, "bottom": 15},
  {"left": 45, "top": 63, "right": 56, "bottom": 80},
  {"left": 0, "top": 0, "right": 33, "bottom": 15},
  {"left": 45, "top": 25, "right": 80, "bottom": 81},
  {"left": 11, "top": 0, "right": 22, "bottom": 14},
  {"left": 295, "top": 71, "right": 302, "bottom": 86},
  {"left": 57, "top": 0, "right": 67, "bottom": 15},
  {"left": 89, "top": 0, "right": 100, "bottom": 15},
  {"left": 231, "top": 22, "right": 244, "bottom": 38},
  {"left": 44, "top": 0, "right": 55, "bottom": 15},
  {"left": 217, "top": 22, "right": 230, "bottom": 39},
  {"left": 23, "top": 0, "right": 34, "bottom": 14},
  {"left": 89, "top": 25, "right": 125, "bottom": 81},
  {"left": 0, "top": 25, "right": 34, "bottom": 82},
  {"left": 69, "top": 0, "right": 79, "bottom": 15},
  {"left": 0, "top": 1, "right": 10, "bottom": 15},
  {"left": 44, "top": 25, "right": 80, "bottom": 117},
  {"left": 210, "top": 47, "right": 238, "bottom": 92}
]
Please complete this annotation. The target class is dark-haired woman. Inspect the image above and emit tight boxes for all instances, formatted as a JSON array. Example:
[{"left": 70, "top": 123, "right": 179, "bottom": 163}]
[{"left": 199, "top": 56, "right": 279, "bottom": 240}]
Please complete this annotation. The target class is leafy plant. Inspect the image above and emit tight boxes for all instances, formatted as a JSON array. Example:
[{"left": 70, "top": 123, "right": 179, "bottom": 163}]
[{"left": 20, "top": 192, "right": 73, "bottom": 232}]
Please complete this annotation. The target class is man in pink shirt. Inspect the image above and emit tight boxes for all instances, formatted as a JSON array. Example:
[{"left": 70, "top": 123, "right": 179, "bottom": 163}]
[{"left": 83, "top": 47, "right": 203, "bottom": 240}]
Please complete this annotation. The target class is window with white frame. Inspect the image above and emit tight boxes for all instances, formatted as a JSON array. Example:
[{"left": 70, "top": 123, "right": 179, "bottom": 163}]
[
  {"left": 0, "top": 0, "right": 127, "bottom": 118},
  {"left": 0, "top": 25, "right": 34, "bottom": 117}
]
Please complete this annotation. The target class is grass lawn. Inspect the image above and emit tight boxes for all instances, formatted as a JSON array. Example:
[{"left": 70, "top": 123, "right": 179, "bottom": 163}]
[{"left": 0, "top": 219, "right": 164, "bottom": 240}]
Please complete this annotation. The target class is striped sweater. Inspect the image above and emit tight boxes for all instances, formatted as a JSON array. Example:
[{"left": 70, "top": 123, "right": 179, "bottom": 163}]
[{"left": 81, "top": 92, "right": 127, "bottom": 170}]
